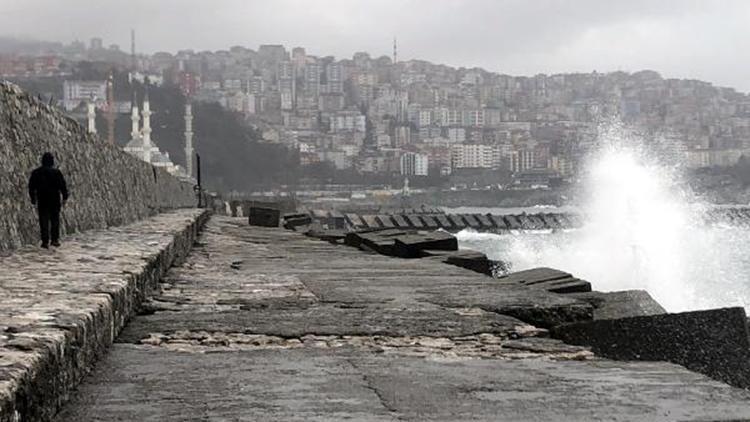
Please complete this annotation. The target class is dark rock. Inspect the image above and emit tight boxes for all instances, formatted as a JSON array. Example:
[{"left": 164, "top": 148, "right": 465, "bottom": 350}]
[{"left": 552, "top": 307, "right": 750, "bottom": 389}]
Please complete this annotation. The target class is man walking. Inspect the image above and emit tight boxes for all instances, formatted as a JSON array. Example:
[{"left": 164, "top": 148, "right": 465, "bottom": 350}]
[{"left": 28, "top": 152, "right": 69, "bottom": 248}]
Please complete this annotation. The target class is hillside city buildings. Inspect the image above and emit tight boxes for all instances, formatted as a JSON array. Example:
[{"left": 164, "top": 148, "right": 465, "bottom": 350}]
[{"left": 4, "top": 37, "right": 750, "bottom": 187}]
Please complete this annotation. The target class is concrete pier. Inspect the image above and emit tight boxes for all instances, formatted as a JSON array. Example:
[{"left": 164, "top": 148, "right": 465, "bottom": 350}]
[{"left": 51, "top": 217, "right": 750, "bottom": 421}]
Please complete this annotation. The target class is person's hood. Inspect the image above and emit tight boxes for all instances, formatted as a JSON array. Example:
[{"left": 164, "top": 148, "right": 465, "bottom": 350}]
[{"left": 41, "top": 152, "right": 54, "bottom": 168}]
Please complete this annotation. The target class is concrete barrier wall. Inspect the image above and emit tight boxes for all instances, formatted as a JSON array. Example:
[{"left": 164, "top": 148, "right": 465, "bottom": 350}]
[{"left": 0, "top": 82, "right": 197, "bottom": 252}]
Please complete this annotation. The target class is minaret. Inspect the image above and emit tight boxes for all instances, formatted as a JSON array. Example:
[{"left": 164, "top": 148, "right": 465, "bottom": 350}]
[
  {"left": 184, "top": 102, "right": 194, "bottom": 177},
  {"left": 130, "top": 29, "right": 136, "bottom": 71},
  {"left": 86, "top": 99, "right": 97, "bottom": 134},
  {"left": 393, "top": 37, "right": 397, "bottom": 64},
  {"left": 130, "top": 92, "right": 140, "bottom": 144},
  {"left": 106, "top": 72, "right": 115, "bottom": 144},
  {"left": 141, "top": 90, "right": 152, "bottom": 163}
]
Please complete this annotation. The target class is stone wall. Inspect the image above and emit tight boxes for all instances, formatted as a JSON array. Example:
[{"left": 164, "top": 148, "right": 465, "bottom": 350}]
[{"left": 0, "top": 82, "right": 197, "bottom": 252}]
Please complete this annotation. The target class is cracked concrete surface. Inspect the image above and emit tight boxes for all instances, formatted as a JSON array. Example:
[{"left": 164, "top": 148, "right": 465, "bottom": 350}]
[{"left": 55, "top": 217, "right": 750, "bottom": 421}]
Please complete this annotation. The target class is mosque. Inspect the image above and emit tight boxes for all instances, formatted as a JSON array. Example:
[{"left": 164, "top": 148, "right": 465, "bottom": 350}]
[{"left": 110, "top": 90, "right": 195, "bottom": 181}]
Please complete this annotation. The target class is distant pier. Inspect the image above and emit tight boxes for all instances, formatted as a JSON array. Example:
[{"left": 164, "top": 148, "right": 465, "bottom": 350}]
[{"left": 303, "top": 207, "right": 750, "bottom": 232}]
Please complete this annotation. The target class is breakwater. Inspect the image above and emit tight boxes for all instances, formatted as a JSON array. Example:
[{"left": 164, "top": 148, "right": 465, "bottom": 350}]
[{"left": 303, "top": 207, "right": 750, "bottom": 232}]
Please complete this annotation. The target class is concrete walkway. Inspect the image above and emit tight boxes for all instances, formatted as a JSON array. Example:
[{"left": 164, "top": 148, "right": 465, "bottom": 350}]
[
  {"left": 55, "top": 217, "right": 750, "bottom": 421},
  {"left": 0, "top": 209, "right": 208, "bottom": 421}
]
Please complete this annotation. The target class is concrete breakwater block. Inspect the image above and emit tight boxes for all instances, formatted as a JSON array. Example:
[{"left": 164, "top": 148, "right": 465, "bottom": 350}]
[
  {"left": 391, "top": 214, "right": 410, "bottom": 228},
  {"left": 344, "top": 229, "right": 458, "bottom": 260},
  {"left": 376, "top": 215, "right": 396, "bottom": 228},
  {"left": 282, "top": 213, "right": 312, "bottom": 230},
  {"left": 344, "top": 229, "right": 412, "bottom": 255},
  {"left": 404, "top": 214, "right": 425, "bottom": 228},
  {"left": 498, "top": 267, "right": 592, "bottom": 294},
  {"left": 306, "top": 229, "right": 347, "bottom": 244},
  {"left": 422, "top": 249, "right": 492, "bottom": 275},
  {"left": 504, "top": 215, "right": 522, "bottom": 230},
  {"left": 434, "top": 214, "right": 453, "bottom": 229},
  {"left": 551, "top": 307, "right": 750, "bottom": 389},
  {"left": 393, "top": 231, "right": 458, "bottom": 258},
  {"left": 569, "top": 290, "right": 666, "bottom": 320},
  {"left": 419, "top": 215, "right": 440, "bottom": 229},
  {"left": 460, "top": 214, "right": 482, "bottom": 229},
  {"left": 249, "top": 207, "right": 280, "bottom": 227}
]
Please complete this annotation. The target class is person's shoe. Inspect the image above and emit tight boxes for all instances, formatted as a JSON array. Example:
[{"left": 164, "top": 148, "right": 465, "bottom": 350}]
[
  {"left": 41, "top": 243, "right": 49, "bottom": 249},
  {"left": 51, "top": 241, "right": 61, "bottom": 247}
]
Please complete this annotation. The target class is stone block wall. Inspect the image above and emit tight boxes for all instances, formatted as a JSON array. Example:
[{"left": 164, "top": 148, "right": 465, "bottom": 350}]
[{"left": 0, "top": 82, "right": 197, "bottom": 252}]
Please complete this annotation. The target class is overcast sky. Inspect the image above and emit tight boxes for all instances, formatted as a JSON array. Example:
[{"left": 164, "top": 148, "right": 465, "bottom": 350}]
[{"left": 2, "top": 0, "right": 749, "bottom": 91}]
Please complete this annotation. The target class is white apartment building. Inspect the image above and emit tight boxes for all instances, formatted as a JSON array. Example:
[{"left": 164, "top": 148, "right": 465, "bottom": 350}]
[
  {"left": 464, "top": 109, "right": 485, "bottom": 127},
  {"left": 451, "top": 144, "right": 500, "bottom": 169},
  {"left": 400, "top": 152, "right": 429, "bottom": 176},
  {"left": 510, "top": 149, "right": 536, "bottom": 173},
  {"left": 330, "top": 112, "right": 366, "bottom": 133},
  {"left": 63, "top": 80, "right": 107, "bottom": 111},
  {"left": 447, "top": 127, "right": 466, "bottom": 143},
  {"left": 418, "top": 110, "right": 432, "bottom": 127}
]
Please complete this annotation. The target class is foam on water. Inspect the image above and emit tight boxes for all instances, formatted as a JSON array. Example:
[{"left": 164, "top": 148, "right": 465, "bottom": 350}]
[{"left": 457, "top": 124, "right": 750, "bottom": 312}]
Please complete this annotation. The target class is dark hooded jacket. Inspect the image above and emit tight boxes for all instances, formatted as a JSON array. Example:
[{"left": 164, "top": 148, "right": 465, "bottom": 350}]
[{"left": 28, "top": 153, "right": 69, "bottom": 208}]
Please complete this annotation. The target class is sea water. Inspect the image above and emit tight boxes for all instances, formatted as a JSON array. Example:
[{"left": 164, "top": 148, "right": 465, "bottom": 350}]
[{"left": 452, "top": 126, "right": 750, "bottom": 312}]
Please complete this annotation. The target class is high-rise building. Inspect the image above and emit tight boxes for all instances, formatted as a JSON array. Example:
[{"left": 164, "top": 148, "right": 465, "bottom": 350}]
[
  {"left": 326, "top": 62, "right": 343, "bottom": 94},
  {"left": 393, "top": 125, "right": 411, "bottom": 148},
  {"left": 292, "top": 47, "right": 306, "bottom": 71},
  {"left": 304, "top": 62, "right": 321, "bottom": 97},
  {"left": 278, "top": 61, "right": 296, "bottom": 110},
  {"left": 400, "top": 152, "right": 428, "bottom": 176}
]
